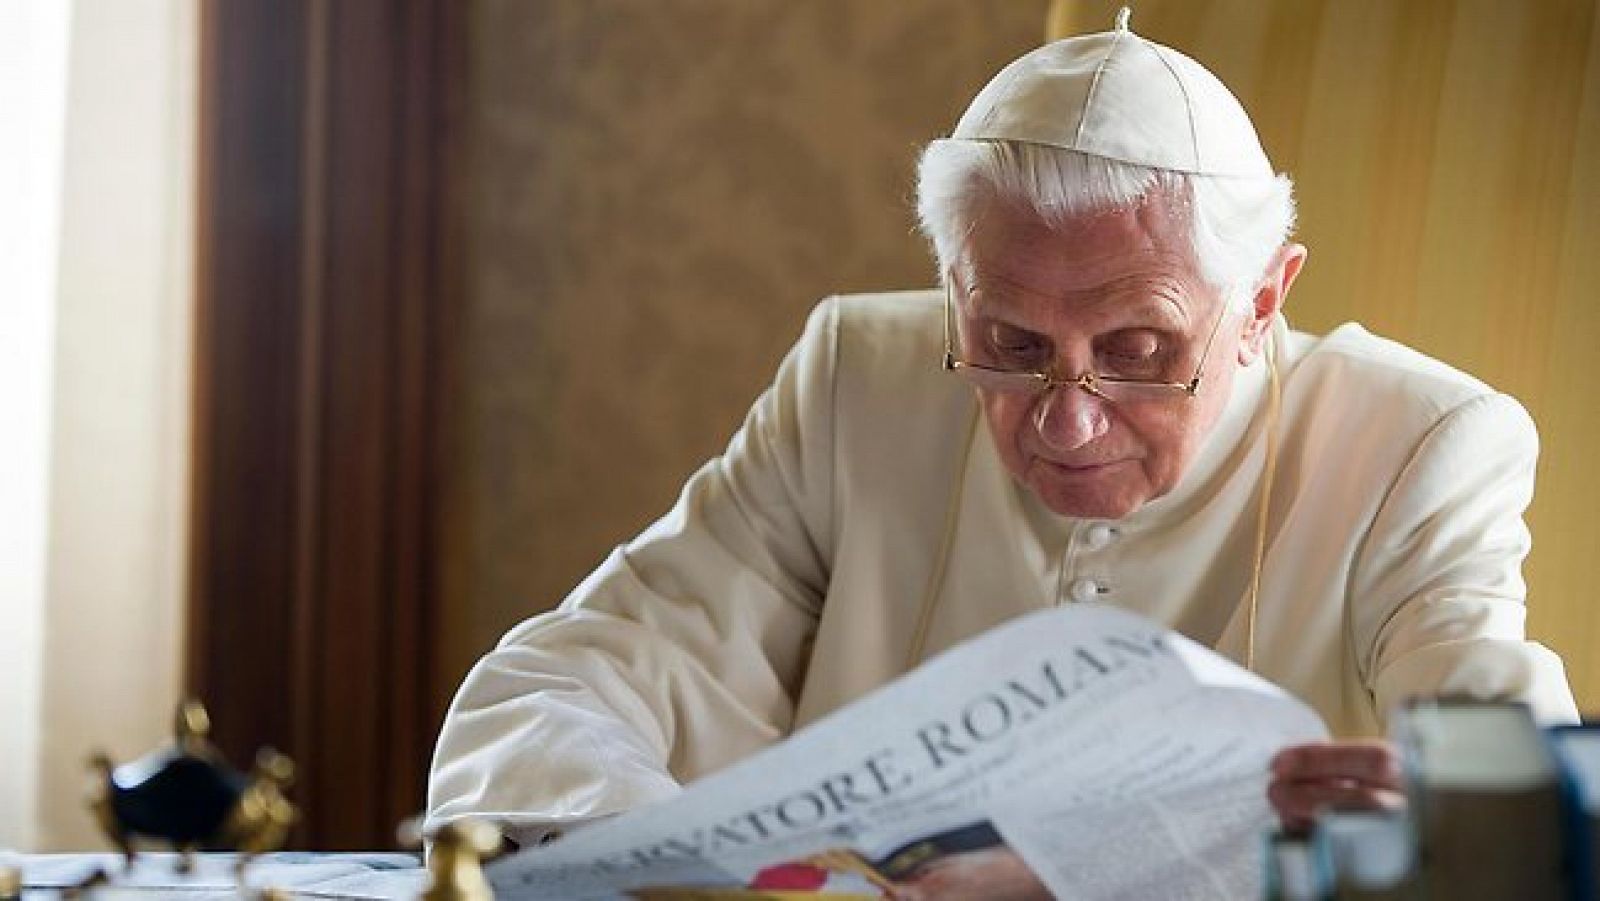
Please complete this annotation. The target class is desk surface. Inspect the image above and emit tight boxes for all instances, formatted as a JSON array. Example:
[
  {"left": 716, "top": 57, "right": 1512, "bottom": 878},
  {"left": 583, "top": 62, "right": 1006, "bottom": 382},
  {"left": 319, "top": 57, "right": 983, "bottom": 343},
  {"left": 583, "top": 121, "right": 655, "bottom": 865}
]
[{"left": 1, "top": 851, "right": 428, "bottom": 899}]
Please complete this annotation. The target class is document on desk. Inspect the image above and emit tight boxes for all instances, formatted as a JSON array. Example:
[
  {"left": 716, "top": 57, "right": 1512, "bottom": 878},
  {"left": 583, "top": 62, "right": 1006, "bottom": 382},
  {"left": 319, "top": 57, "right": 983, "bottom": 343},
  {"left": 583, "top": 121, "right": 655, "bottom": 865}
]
[{"left": 487, "top": 605, "right": 1328, "bottom": 900}]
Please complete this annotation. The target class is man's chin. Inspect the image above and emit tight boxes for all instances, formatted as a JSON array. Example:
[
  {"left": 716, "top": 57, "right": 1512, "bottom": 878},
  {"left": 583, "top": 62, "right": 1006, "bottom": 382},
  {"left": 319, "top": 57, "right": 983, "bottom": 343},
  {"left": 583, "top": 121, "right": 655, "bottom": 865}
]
[{"left": 1025, "top": 462, "right": 1147, "bottom": 519}]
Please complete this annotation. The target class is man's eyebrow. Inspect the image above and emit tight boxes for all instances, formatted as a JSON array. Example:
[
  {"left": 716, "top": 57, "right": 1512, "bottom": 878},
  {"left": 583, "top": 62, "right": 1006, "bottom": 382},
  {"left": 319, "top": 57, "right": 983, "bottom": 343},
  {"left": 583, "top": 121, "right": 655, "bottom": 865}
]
[
  {"left": 969, "top": 284, "right": 1195, "bottom": 333},
  {"left": 1117, "top": 301, "right": 1190, "bottom": 332},
  {"left": 964, "top": 294, "right": 1048, "bottom": 334}
]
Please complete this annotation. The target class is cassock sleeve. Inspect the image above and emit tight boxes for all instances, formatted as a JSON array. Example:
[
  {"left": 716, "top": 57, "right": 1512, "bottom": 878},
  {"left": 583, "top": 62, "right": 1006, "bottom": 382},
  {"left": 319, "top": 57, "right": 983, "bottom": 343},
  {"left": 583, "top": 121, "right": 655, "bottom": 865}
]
[
  {"left": 1352, "top": 391, "right": 1579, "bottom": 725},
  {"left": 425, "top": 300, "right": 839, "bottom": 846}
]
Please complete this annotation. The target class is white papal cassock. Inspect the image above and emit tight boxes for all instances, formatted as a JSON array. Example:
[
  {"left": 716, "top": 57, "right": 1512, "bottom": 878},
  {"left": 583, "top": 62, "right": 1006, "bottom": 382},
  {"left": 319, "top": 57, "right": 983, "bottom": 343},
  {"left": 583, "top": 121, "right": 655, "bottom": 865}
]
[{"left": 426, "top": 291, "right": 1578, "bottom": 846}]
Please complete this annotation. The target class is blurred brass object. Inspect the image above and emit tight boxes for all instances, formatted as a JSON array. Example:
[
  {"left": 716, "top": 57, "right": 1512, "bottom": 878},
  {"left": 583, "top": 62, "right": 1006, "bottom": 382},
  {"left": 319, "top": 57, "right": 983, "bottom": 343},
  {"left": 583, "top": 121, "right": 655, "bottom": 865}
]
[
  {"left": 175, "top": 699, "right": 213, "bottom": 754},
  {"left": 0, "top": 864, "right": 20, "bottom": 900},
  {"left": 85, "top": 699, "right": 298, "bottom": 872},
  {"left": 222, "top": 747, "right": 298, "bottom": 867},
  {"left": 422, "top": 819, "right": 502, "bottom": 901},
  {"left": 1045, "top": 0, "right": 1077, "bottom": 42},
  {"left": 86, "top": 751, "right": 129, "bottom": 858},
  {"left": 59, "top": 867, "right": 110, "bottom": 900}
]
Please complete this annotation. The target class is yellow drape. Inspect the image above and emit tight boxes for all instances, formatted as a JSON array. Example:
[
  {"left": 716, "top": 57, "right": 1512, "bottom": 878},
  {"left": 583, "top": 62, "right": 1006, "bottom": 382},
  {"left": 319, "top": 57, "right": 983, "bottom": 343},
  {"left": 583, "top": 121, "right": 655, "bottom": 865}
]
[{"left": 1052, "top": 0, "right": 1600, "bottom": 709}]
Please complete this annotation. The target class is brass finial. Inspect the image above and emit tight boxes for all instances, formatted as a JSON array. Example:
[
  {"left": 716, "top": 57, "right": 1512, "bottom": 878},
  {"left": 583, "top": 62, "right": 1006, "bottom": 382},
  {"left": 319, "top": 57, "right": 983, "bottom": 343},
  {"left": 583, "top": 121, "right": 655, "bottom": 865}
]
[
  {"left": 1045, "top": 0, "right": 1074, "bottom": 42},
  {"left": 223, "top": 747, "right": 299, "bottom": 870},
  {"left": 175, "top": 699, "right": 213, "bottom": 755},
  {"left": 86, "top": 699, "right": 297, "bottom": 879},
  {"left": 85, "top": 751, "right": 130, "bottom": 860},
  {"left": 421, "top": 819, "right": 502, "bottom": 901}
]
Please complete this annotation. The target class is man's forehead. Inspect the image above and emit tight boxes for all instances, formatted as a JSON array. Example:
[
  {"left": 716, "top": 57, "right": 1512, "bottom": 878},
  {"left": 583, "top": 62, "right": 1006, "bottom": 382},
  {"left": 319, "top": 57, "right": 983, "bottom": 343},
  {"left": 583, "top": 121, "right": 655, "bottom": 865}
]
[
  {"left": 963, "top": 221, "right": 1201, "bottom": 324},
  {"left": 966, "top": 191, "right": 1193, "bottom": 264}
]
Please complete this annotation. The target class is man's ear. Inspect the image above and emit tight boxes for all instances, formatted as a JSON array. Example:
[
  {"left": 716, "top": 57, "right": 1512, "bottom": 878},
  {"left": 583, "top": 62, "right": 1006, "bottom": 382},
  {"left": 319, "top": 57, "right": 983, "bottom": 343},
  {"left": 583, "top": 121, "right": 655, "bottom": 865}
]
[{"left": 1238, "top": 243, "right": 1307, "bottom": 365}]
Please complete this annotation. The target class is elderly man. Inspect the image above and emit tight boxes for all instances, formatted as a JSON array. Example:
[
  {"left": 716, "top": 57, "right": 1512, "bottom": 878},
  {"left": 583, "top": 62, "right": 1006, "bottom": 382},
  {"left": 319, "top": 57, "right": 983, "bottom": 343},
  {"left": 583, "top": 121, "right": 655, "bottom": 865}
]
[{"left": 428, "top": 12, "right": 1577, "bottom": 851}]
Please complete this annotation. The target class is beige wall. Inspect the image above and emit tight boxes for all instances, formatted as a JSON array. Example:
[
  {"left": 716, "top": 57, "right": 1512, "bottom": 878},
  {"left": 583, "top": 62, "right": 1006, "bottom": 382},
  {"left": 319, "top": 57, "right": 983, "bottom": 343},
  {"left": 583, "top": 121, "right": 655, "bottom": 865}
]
[
  {"left": 0, "top": 0, "right": 195, "bottom": 851},
  {"left": 0, "top": 0, "right": 71, "bottom": 853},
  {"left": 441, "top": 0, "right": 1050, "bottom": 690},
  {"left": 445, "top": 1, "right": 1600, "bottom": 712},
  {"left": 38, "top": 0, "right": 195, "bottom": 850}
]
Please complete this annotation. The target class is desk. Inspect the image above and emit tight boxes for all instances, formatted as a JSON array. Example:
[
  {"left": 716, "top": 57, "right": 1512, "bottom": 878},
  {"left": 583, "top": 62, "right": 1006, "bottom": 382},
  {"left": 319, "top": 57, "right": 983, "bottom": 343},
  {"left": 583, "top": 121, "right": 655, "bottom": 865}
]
[{"left": 1, "top": 852, "right": 427, "bottom": 899}]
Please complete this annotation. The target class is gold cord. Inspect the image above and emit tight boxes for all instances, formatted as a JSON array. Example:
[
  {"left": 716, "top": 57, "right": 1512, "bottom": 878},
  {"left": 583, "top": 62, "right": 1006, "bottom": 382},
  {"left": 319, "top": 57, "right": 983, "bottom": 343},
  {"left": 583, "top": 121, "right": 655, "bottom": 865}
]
[
  {"left": 905, "top": 408, "right": 981, "bottom": 671},
  {"left": 1244, "top": 331, "right": 1282, "bottom": 672}
]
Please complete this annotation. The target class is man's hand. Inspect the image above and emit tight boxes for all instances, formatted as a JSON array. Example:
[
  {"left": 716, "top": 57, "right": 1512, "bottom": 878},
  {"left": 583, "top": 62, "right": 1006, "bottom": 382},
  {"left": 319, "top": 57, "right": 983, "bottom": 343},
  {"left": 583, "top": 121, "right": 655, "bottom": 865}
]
[{"left": 1268, "top": 740, "right": 1405, "bottom": 831}]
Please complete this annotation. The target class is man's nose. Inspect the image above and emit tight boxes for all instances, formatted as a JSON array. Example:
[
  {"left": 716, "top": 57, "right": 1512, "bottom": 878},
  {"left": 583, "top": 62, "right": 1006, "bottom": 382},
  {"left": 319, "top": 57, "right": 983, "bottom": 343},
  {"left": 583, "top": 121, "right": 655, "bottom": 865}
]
[{"left": 1031, "top": 384, "right": 1110, "bottom": 451}]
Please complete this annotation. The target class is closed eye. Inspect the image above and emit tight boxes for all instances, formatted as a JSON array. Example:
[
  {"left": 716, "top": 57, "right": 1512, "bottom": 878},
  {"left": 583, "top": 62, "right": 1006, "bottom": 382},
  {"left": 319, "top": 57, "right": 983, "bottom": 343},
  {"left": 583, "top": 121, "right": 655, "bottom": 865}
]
[
  {"left": 986, "top": 322, "right": 1051, "bottom": 366},
  {"left": 1097, "top": 330, "right": 1169, "bottom": 374}
]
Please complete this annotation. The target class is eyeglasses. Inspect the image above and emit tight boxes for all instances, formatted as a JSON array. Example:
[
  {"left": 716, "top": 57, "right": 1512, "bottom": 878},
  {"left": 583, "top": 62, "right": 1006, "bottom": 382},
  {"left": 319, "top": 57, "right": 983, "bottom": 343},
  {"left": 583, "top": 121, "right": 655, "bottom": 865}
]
[{"left": 941, "top": 280, "right": 1230, "bottom": 402}]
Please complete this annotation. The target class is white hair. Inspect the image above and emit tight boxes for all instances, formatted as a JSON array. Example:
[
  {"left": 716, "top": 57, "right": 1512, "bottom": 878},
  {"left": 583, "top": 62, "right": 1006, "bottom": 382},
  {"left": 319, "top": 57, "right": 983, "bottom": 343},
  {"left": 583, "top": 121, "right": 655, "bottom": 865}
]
[{"left": 915, "top": 141, "right": 1297, "bottom": 311}]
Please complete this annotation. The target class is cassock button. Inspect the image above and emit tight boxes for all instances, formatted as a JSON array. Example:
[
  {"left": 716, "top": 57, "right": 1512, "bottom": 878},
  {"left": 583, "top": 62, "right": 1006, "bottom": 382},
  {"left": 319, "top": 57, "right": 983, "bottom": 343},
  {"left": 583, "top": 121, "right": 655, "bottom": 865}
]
[
  {"left": 1069, "top": 578, "right": 1103, "bottom": 603},
  {"left": 1083, "top": 524, "right": 1116, "bottom": 550}
]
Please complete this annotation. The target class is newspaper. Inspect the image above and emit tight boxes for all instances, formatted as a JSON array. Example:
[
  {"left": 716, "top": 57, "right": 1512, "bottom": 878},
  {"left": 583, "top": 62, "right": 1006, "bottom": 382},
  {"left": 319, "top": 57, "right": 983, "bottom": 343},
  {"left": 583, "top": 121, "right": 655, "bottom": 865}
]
[{"left": 487, "top": 605, "right": 1328, "bottom": 900}]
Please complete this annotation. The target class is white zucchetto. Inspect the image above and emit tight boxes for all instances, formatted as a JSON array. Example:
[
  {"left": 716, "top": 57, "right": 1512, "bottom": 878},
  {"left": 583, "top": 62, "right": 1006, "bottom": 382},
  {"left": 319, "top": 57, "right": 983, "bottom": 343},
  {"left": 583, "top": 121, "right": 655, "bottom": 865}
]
[{"left": 939, "top": 7, "right": 1273, "bottom": 178}]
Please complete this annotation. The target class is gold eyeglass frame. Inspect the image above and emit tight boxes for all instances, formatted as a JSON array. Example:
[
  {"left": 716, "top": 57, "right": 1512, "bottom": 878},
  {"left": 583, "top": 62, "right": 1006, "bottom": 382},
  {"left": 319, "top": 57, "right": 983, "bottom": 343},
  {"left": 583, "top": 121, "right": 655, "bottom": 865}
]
[{"left": 940, "top": 279, "right": 1231, "bottom": 401}]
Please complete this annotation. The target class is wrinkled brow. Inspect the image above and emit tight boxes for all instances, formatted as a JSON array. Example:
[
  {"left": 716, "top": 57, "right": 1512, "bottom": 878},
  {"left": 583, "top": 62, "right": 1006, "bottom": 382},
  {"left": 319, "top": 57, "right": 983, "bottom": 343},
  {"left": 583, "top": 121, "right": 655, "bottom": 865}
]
[{"left": 967, "top": 279, "right": 1194, "bottom": 336}]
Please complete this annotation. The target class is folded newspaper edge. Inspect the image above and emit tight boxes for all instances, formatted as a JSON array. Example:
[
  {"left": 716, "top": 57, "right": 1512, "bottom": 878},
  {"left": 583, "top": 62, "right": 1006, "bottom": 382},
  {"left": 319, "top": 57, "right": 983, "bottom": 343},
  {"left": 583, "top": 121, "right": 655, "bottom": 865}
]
[{"left": 487, "top": 605, "right": 1330, "bottom": 900}]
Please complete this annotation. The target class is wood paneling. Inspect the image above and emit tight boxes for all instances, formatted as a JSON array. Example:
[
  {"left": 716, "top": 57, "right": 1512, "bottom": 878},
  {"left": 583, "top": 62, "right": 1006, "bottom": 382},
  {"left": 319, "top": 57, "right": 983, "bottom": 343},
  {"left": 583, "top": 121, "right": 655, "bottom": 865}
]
[{"left": 190, "top": 0, "right": 463, "bottom": 849}]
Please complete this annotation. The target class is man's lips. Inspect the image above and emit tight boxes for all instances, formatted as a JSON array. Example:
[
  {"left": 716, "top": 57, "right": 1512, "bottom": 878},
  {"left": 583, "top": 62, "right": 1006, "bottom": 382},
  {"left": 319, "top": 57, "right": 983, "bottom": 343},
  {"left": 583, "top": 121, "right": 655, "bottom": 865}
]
[{"left": 1035, "top": 456, "right": 1126, "bottom": 474}]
